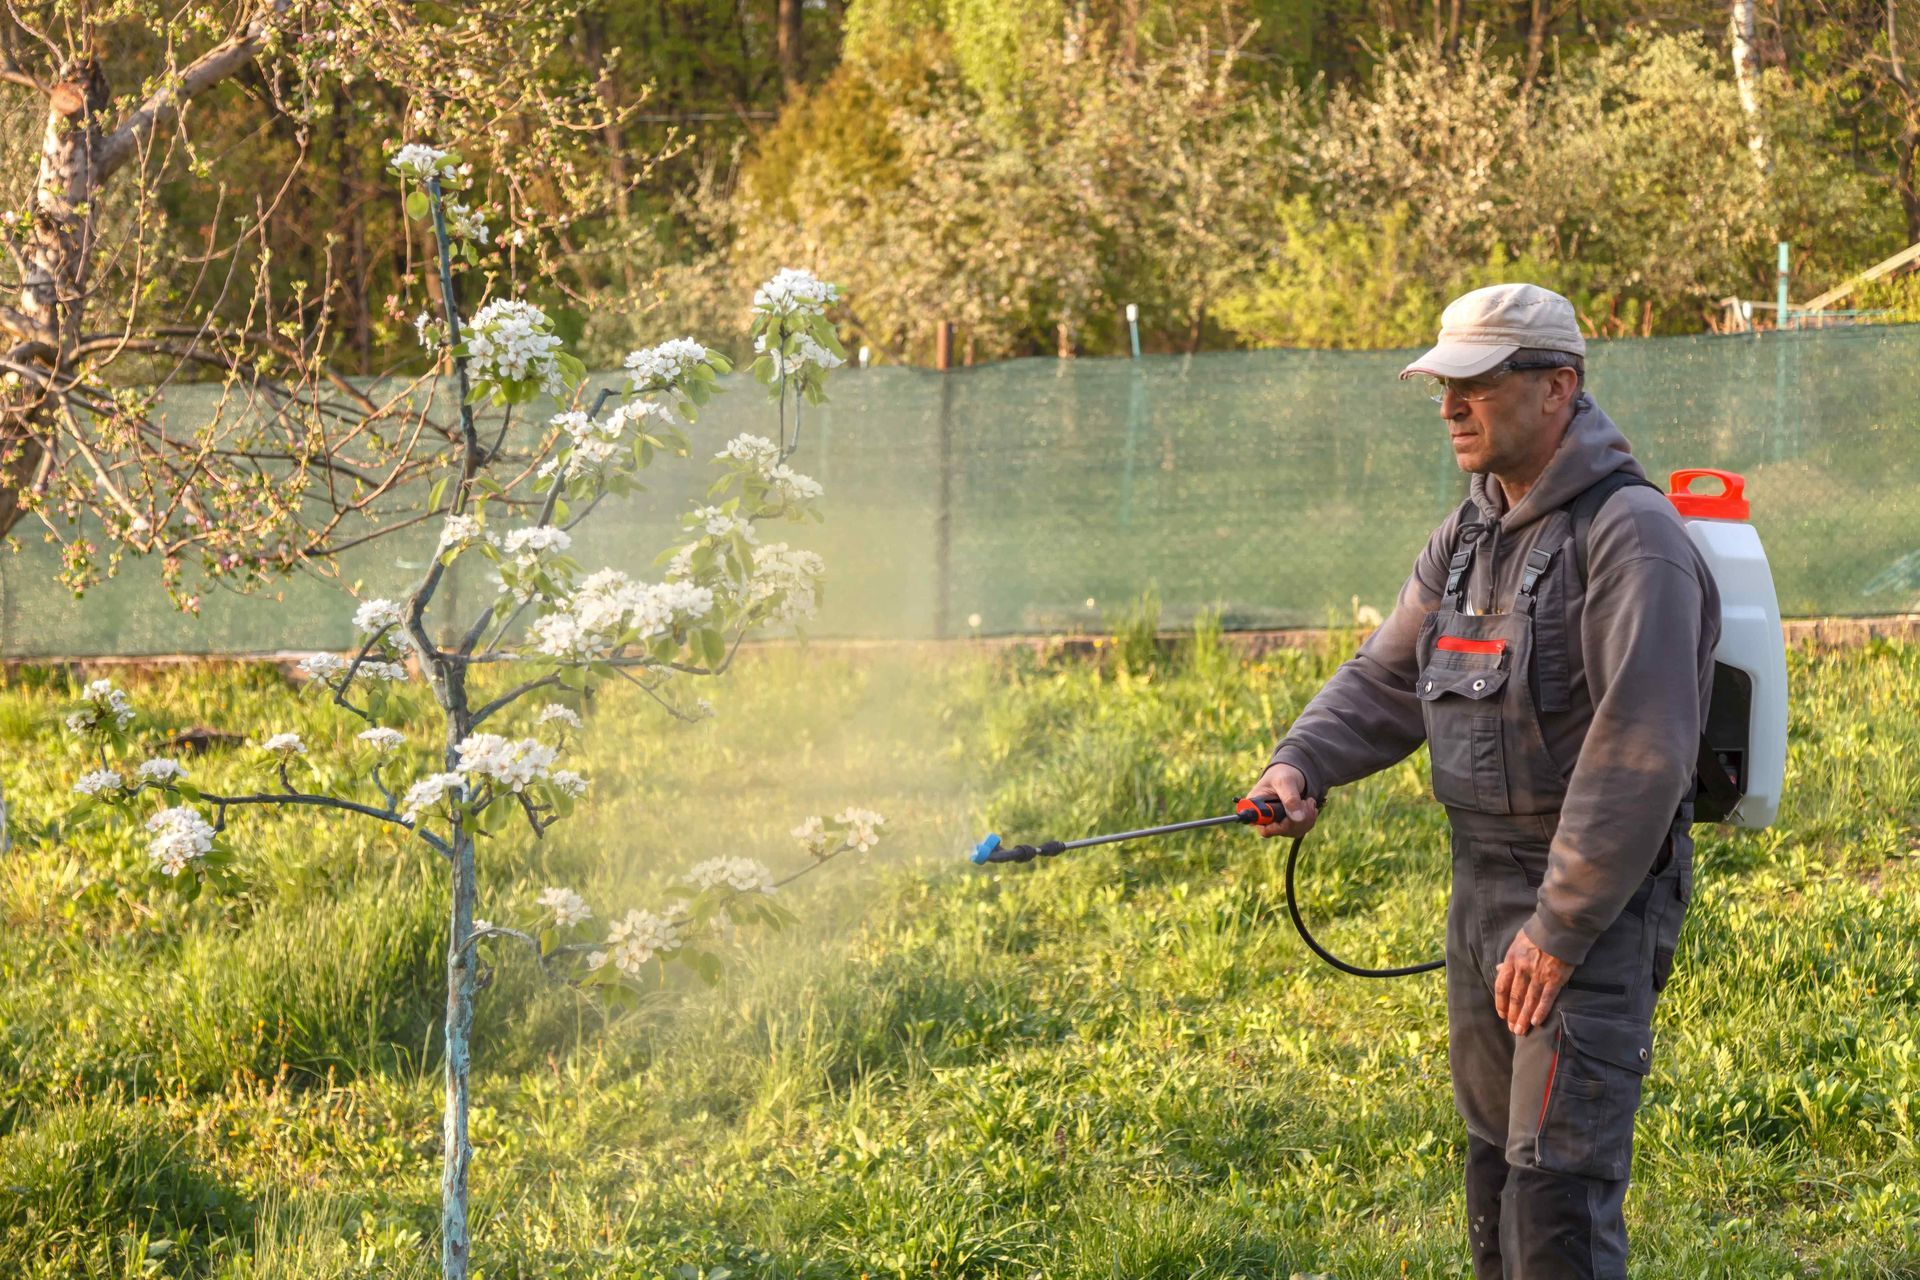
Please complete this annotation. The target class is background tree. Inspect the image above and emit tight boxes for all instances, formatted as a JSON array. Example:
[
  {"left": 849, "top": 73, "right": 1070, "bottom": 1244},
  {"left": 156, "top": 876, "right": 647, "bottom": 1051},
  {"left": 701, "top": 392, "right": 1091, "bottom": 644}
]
[{"left": 0, "top": 0, "right": 657, "bottom": 605}]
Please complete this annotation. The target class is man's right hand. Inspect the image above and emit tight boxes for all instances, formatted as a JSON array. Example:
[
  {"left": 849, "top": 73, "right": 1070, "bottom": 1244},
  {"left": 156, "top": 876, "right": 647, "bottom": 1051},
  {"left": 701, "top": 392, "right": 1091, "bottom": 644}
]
[{"left": 1246, "top": 762, "right": 1321, "bottom": 839}]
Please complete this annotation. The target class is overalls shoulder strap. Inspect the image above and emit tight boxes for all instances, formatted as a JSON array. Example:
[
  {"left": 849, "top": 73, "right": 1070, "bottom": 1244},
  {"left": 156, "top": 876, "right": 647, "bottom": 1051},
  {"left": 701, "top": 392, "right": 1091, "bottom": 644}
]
[
  {"left": 1566, "top": 469, "right": 1662, "bottom": 588},
  {"left": 1441, "top": 496, "right": 1484, "bottom": 613}
]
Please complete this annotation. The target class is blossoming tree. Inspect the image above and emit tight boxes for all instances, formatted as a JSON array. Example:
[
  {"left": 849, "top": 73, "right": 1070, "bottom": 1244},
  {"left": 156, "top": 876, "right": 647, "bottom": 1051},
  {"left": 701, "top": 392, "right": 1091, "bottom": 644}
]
[{"left": 57, "top": 142, "right": 878, "bottom": 1280}]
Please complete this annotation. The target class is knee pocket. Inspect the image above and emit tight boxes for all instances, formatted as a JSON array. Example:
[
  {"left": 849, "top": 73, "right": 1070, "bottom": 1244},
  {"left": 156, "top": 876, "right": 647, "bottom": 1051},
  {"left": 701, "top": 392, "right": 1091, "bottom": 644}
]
[{"left": 1533, "top": 1008, "right": 1652, "bottom": 1181}]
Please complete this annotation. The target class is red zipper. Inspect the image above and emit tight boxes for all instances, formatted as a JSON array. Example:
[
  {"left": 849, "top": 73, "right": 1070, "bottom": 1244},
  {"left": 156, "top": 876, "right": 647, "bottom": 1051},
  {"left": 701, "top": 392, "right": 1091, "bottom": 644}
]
[
  {"left": 1537, "top": 1027, "right": 1562, "bottom": 1134},
  {"left": 1437, "top": 636, "right": 1507, "bottom": 655}
]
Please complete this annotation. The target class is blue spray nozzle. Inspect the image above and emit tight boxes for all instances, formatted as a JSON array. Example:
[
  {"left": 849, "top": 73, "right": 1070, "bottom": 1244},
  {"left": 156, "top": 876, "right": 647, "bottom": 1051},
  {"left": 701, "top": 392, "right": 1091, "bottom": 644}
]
[{"left": 971, "top": 833, "right": 1002, "bottom": 864}]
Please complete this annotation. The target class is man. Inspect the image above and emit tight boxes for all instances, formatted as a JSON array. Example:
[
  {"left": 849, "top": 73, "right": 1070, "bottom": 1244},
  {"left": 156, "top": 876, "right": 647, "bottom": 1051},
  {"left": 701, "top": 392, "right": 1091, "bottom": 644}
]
[{"left": 1247, "top": 283, "right": 1719, "bottom": 1278}]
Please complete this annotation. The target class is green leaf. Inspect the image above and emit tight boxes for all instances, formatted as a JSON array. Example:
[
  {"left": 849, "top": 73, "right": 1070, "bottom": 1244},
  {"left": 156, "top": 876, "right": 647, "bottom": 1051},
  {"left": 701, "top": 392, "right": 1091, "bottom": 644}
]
[
  {"left": 405, "top": 190, "right": 430, "bottom": 221},
  {"left": 699, "top": 628, "right": 726, "bottom": 668},
  {"left": 428, "top": 476, "right": 450, "bottom": 512},
  {"left": 684, "top": 950, "right": 724, "bottom": 986}
]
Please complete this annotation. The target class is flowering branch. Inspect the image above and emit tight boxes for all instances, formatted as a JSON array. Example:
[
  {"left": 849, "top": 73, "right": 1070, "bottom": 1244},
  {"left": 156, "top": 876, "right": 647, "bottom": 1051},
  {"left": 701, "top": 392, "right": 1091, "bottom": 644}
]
[{"left": 56, "top": 141, "right": 863, "bottom": 1280}]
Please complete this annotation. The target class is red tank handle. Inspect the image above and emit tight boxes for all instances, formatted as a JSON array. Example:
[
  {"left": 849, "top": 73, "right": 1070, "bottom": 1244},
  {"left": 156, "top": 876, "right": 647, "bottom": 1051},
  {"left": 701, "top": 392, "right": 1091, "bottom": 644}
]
[{"left": 1668, "top": 468, "right": 1750, "bottom": 521}]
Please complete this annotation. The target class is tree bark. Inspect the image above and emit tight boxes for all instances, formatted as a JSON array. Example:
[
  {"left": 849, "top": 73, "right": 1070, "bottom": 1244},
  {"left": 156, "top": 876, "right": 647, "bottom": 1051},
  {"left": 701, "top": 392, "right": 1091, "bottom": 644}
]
[
  {"left": 776, "top": 0, "right": 803, "bottom": 96},
  {"left": 1523, "top": 0, "right": 1549, "bottom": 92},
  {"left": 1900, "top": 124, "right": 1920, "bottom": 243},
  {"left": 1730, "top": 0, "right": 1769, "bottom": 173},
  {"left": 440, "top": 820, "right": 477, "bottom": 1280}
]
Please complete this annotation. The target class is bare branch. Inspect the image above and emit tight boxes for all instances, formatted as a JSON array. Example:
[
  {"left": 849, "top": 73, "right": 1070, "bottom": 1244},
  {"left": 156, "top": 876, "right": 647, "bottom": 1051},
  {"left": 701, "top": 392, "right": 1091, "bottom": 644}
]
[
  {"left": 469, "top": 674, "right": 562, "bottom": 728},
  {"left": 93, "top": 0, "right": 290, "bottom": 185},
  {"left": 198, "top": 786, "right": 450, "bottom": 857}
]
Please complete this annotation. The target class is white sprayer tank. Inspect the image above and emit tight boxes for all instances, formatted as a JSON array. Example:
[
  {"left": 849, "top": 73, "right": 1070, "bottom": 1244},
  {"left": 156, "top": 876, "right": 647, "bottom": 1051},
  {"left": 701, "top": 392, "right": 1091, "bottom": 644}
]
[{"left": 1669, "top": 469, "right": 1787, "bottom": 828}]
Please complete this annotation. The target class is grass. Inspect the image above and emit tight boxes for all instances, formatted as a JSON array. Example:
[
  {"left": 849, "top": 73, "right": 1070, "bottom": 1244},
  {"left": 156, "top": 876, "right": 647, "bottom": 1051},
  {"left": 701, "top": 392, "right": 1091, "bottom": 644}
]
[{"left": 0, "top": 629, "right": 1916, "bottom": 1278}]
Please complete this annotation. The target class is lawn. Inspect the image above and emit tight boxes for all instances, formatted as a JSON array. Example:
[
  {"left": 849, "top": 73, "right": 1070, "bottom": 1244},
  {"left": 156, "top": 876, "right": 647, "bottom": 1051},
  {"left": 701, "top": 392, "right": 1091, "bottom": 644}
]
[{"left": 1, "top": 626, "right": 1916, "bottom": 1278}]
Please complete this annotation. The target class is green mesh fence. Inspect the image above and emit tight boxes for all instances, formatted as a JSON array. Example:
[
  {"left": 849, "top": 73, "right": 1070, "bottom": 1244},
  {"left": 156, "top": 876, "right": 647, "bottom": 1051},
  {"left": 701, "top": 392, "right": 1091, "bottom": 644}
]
[{"left": 3, "top": 323, "right": 1916, "bottom": 657}]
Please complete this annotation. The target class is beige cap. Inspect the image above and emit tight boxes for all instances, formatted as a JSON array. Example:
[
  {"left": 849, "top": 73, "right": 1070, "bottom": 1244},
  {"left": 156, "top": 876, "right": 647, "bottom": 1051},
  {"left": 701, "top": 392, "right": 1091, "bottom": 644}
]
[{"left": 1399, "top": 283, "right": 1586, "bottom": 380}]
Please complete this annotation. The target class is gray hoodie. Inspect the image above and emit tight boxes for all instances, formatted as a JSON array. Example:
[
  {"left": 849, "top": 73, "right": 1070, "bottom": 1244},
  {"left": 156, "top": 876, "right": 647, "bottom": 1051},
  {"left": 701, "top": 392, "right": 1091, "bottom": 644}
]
[{"left": 1269, "top": 395, "right": 1721, "bottom": 965}]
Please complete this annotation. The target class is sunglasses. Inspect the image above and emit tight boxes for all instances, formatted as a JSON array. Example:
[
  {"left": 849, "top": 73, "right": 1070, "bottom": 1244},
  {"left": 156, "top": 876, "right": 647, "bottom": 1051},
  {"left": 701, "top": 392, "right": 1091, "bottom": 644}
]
[{"left": 1423, "top": 360, "right": 1571, "bottom": 403}]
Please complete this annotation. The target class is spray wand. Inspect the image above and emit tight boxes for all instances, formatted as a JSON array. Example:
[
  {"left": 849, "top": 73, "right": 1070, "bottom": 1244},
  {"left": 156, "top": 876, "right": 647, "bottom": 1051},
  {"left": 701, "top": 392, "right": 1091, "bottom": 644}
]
[{"left": 970, "top": 795, "right": 1443, "bottom": 979}]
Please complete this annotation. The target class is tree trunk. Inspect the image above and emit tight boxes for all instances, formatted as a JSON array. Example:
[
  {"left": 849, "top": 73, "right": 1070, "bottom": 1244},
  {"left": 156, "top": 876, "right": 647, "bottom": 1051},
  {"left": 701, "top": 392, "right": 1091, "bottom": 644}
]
[
  {"left": 22, "top": 61, "right": 106, "bottom": 351},
  {"left": 1900, "top": 124, "right": 1920, "bottom": 244},
  {"left": 0, "top": 61, "right": 109, "bottom": 541},
  {"left": 776, "top": 0, "right": 803, "bottom": 95},
  {"left": 1729, "top": 0, "right": 1768, "bottom": 173},
  {"left": 440, "top": 820, "right": 478, "bottom": 1280},
  {"left": 1522, "top": 0, "right": 1549, "bottom": 92}
]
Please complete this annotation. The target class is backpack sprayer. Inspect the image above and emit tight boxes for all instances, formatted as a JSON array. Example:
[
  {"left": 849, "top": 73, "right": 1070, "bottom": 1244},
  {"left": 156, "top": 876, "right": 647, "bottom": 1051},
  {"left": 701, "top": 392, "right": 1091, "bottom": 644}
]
[
  {"left": 967, "top": 469, "right": 1789, "bottom": 980},
  {"left": 970, "top": 796, "right": 1444, "bottom": 978}
]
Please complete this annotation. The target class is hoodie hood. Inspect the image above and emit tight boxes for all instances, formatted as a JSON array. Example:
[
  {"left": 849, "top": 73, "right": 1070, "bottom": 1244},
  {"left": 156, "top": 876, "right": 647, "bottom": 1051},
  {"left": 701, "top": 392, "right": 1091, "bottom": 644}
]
[{"left": 1468, "top": 394, "right": 1645, "bottom": 531}]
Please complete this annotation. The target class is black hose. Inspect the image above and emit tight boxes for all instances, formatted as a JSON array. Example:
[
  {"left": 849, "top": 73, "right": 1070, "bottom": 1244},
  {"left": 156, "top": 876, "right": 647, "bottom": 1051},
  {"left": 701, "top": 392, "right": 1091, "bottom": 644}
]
[{"left": 1282, "top": 832, "right": 1444, "bottom": 978}]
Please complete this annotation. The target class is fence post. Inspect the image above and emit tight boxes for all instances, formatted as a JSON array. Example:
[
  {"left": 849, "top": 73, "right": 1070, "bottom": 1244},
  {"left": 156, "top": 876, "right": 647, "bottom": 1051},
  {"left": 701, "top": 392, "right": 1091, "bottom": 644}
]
[
  {"left": 934, "top": 320, "right": 955, "bottom": 639},
  {"left": 1126, "top": 303, "right": 1141, "bottom": 360},
  {"left": 1776, "top": 242, "right": 1791, "bottom": 331}
]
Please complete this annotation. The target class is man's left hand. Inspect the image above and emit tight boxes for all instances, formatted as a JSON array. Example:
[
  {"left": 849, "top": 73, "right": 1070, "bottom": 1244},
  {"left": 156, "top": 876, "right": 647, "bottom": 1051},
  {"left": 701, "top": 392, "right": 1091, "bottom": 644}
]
[{"left": 1494, "top": 929, "right": 1574, "bottom": 1036}]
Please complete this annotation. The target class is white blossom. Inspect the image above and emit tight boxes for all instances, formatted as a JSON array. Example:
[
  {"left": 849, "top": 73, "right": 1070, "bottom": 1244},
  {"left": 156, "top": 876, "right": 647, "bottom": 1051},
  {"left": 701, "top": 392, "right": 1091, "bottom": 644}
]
[
  {"left": 607, "top": 907, "right": 682, "bottom": 973},
  {"left": 528, "top": 611, "right": 598, "bottom": 661},
  {"left": 299, "top": 652, "right": 349, "bottom": 682},
  {"left": 388, "top": 142, "right": 454, "bottom": 181},
  {"left": 502, "top": 525, "right": 571, "bottom": 566},
  {"left": 357, "top": 727, "right": 406, "bottom": 755},
  {"left": 463, "top": 299, "right": 567, "bottom": 399},
  {"left": 69, "top": 678, "right": 135, "bottom": 732},
  {"left": 549, "top": 769, "right": 589, "bottom": 797},
  {"left": 543, "top": 409, "right": 625, "bottom": 471},
  {"left": 752, "top": 268, "right": 839, "bottom": 319},
  {"left": 766, "top": 465, "right": 823, "bottom": 504},
  {"left": 691, "top": 505, "right": 754, "bottom": 542},
  {"left": 438, "top": 513, "right": 490, "bottom": 553},
  {"left": 604, "top": 399, "right": 673, "bottom": 436},
  {"left": 715, "top": 433, "right": 780, "bottom": 471},
  {"left": 747, "top": 543, "right": 825, "bottom": 624},
  {"left": 135, "top": 758, "right": 189, "bottom": 785},
  {"left": 354, "top": 598, "right": 403, "bottom": 634},
  {"left": 260, "top": 732, "right": 306, "bottom": 756},
  {"left": 536, "top": 704, "right": 583, "bottom": 731},
  {"left": 402, "top": 772, "right": 467, "bottom": 823},
  {"left": 791, "top": 815, "right": 828, "bottom": 856},
  {"left": 414, "top": 310, "right": 440, "bottom": 349},
  {"left": 834, "top": 806, "right": 886, "bottom": 853},
  {"left": 444, "top": 198, "right": 489, "bottom": 244},
  {"left": 754, "top": 331, "right": 844, "bottom": 376},
  {"left": 531, "top": 571, "right": 715, "bottom": 660},
  {"left": 146, "top": 806, "right": 216, "bottom": 876},
  {"left": 74, "top": 768, "right": 124, "bottom": 796},
  {"left": 684, "top": 856, "right": 776, "bottom": 896},
  {"left": 537, "top": 886, "right": 592, "bottom": 928},
  {"left": 584, "top": 949, "right": 610, "bottom": 971},
  {"left": 624, "top": 337, "right": 711, "bottom": 390},
  {"left": 454, "top": 733, "right": 558, "bottom": 793}
]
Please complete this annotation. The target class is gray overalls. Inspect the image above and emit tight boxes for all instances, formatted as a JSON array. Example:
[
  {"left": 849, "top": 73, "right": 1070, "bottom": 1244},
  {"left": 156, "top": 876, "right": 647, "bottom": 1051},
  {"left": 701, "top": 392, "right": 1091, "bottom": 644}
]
[{"left": 1419, "top": 519, "right": 1693, "bottom": 1279}]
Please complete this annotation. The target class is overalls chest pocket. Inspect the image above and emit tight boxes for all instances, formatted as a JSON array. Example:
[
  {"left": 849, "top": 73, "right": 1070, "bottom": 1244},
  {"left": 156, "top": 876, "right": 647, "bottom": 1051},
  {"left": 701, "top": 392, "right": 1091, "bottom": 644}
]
[{"left": 1418, "top": 623, "right": 1520, "bottom": 814}]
